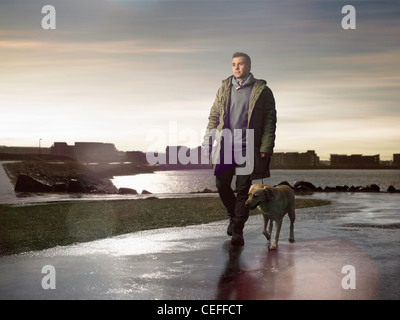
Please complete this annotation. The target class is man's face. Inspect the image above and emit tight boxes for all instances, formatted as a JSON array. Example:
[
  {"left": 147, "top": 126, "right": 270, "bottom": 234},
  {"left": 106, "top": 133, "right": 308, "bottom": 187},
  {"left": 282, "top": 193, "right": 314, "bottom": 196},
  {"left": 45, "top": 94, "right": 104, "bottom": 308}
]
[{"left": 232, "top": 56, "right": 251, "bottom": 82}]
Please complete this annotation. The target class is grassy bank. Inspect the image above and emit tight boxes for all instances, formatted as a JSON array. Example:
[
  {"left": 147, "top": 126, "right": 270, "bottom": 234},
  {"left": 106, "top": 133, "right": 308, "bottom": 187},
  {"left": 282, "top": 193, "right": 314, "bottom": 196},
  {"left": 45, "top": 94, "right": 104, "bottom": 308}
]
[{"left": 0, "top": 197, "right": 330, "bottom": 256}]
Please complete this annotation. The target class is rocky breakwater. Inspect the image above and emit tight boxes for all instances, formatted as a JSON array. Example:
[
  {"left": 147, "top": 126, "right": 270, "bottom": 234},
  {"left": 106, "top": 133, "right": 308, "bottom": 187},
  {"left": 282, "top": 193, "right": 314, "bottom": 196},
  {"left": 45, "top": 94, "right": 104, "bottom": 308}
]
[
  {"left": 117, "top": 187, "right": 152, "bottom": 195},
  {"left": 282, "top": 180, "right": 400, "bottom": 194},
  {"left": 4, "top": 160, "right": 118, "bottom": 195},
  {"left": 195, "top": 181, "right": 400, "bottom": 194},
  {"left": 13, "top": 173, "right": 117, "bottom": 194}
]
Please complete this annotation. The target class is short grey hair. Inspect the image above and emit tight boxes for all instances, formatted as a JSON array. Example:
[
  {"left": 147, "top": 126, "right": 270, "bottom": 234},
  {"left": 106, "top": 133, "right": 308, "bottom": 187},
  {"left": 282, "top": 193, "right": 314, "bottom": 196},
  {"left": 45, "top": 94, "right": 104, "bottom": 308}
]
[{"left": 232, "top": 52, "right": 251, "bottom": 65}]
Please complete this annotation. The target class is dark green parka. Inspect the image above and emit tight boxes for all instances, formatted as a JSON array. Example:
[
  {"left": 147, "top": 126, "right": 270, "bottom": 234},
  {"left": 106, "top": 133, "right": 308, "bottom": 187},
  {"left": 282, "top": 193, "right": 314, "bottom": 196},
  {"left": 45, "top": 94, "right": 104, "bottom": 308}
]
[{"left": 203, "top": 75, "right": 277, "bottom": 179}]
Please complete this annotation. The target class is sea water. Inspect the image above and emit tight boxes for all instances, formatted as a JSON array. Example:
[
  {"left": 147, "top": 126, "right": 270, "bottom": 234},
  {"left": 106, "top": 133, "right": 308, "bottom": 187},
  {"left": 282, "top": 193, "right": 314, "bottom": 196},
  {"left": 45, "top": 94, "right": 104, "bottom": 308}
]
[{"left": 111, "top": 169, "right": 400, "bottom": 194}]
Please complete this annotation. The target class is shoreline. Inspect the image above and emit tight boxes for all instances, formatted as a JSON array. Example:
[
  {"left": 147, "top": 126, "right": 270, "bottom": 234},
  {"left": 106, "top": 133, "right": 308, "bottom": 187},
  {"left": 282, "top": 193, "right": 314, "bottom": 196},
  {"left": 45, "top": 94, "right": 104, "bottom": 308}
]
[
  {"left": 1, "top": 161, "right": 400, "bottom": 207},
  {"left": 0, "top": 196, "right": 331, "bottom": 256},
  {"left": 1, "top": 186, "right": 400, "bottom": 206}
]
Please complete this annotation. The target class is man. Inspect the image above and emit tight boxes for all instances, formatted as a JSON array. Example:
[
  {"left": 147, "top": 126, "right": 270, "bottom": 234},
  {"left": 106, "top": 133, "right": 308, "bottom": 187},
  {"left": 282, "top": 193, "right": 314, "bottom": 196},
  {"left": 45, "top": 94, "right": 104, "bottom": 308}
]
[{"left": 203, "top": 52, "right": 277, "bottom": 246}]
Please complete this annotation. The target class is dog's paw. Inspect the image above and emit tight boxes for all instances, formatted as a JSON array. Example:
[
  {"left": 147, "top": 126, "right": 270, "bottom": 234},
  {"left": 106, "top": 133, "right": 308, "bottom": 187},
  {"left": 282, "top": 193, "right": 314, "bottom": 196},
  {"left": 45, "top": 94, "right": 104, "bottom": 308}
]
[
  {"left": 269, "top": 243, "right": 278, "bottom": 250},
  {"left": 289, "top": 238, "right": 295, "bottom": 243}
]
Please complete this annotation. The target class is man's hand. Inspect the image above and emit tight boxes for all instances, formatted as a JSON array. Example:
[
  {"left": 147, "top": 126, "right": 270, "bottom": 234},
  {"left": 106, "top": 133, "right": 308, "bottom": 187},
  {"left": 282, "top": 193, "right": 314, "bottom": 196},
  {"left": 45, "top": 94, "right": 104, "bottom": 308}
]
[{"left": 260, "top": 153, "right": 268, "bottom": 158}]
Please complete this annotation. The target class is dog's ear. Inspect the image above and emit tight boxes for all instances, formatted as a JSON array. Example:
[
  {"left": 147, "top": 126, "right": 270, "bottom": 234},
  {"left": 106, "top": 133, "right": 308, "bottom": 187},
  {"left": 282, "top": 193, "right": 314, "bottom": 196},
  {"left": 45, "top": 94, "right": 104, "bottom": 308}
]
[{"left": 263, "top": 186, "right": 275, "bottom": 200}]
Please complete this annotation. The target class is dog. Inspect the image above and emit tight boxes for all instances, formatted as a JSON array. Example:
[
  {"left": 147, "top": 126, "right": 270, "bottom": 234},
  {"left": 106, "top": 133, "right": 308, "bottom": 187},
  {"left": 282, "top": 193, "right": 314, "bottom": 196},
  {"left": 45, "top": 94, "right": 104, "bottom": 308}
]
[{"left": 245, "top": 184, "right": 295, "bottom": 250}]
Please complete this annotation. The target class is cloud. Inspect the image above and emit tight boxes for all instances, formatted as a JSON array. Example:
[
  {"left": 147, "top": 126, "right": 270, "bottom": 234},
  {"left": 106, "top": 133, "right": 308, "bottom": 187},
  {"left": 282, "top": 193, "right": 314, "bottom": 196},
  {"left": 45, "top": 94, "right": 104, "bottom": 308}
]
[
  {"left": 0, "top": 37, "right": 209, "bottom": 53},
  {"left": 0, "top": 39, "right": 42, "bottom": 49},
  {"left": 0, "top": 0, "right": 399, "bottom": 159}
]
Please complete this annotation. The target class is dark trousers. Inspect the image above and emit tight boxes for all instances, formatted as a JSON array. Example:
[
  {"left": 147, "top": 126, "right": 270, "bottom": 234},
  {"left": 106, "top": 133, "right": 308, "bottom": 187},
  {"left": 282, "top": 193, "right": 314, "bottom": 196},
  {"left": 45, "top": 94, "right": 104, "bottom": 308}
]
[{"left": 216, "top": 166, "right": 252, "bottom": 232}]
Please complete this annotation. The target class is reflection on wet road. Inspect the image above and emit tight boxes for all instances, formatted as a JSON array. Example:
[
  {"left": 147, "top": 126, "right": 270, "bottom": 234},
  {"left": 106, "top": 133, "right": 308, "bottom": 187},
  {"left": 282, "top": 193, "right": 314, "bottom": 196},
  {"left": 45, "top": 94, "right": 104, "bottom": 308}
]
[{"left": 216, "top": 238, "right": 378, "bottom": 300}]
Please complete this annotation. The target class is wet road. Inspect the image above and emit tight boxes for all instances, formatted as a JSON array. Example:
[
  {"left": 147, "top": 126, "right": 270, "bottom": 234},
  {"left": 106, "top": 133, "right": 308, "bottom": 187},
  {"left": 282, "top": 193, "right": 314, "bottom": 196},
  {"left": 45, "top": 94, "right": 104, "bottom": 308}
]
[{"left": 0, "top": 192, "right": 399, "bottom": 300}]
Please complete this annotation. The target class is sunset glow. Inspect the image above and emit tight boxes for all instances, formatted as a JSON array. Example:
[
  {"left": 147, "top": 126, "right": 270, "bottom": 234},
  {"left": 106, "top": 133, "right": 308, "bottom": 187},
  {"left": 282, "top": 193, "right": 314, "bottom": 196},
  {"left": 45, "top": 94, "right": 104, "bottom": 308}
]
[{"left": 1, "top": 0, "right": 399, "bottom": 160}]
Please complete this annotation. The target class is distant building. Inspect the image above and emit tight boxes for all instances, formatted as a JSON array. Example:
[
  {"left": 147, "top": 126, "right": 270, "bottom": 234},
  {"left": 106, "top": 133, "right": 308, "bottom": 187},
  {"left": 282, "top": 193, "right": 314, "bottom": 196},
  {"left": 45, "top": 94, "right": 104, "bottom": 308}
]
[
  {"left": 51, "top": 142, "right": 74, "bottom": 158},
  {"left": 50, "top": 142, "right": 118, "bottom": 163},
  {"left": 393, "top": 154, "right": 400, "bottom": 167},
  {"left": 126, "top": 151, "right": 147, "bottom": 166},
  {"left": 0, "top": 145, "right": 50, "bottom": 155},
  {"left": 163, "top": 148, "right": 321, "bottom": 169},
  {"left": 270, "top": 150, "right": 320, "bottom": 169},
  {"left": 330, "top": 154, "right": 380, "bottom": 168}
]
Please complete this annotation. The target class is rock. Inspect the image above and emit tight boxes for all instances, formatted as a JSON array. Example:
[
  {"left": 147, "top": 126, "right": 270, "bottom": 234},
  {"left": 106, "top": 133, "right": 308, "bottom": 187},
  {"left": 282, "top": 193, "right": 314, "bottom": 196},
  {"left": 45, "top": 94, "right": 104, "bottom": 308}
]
[
  {"left": 52, "top": 182, "right": 68, "bottom": 192},
  {"left": 67, "top": 179, "right": 87, "bottom": 193},
  {"left": 348, "top": 186, "right": 362, "bottom": 192},
  {"left": 323, "top": 185, "right": 348, "bottom": 192},
  {"left": 118, "top": 187, "right": 138, "bottom": 195},
  {"left": 141, "top": 189, "right": 152, "bottom": 194},
  {"left": 294, "top": 186, "right": 313, "bottom": 193},
  {"left": 200, "top": 188, "right": 214, "bottom": 193},
  {"left": 276, "top": 181, "right": 294, "bottom": 189},
  {"left": 360, "top": 184, "right": 380, "bottom": 193},
  {"left": 85, "top": 185, "right": 98, "bottom": 193},
  {"left": 368, "top": 184, "right": 380, "bottom": 192},
  {"left": 14, "top": 174, "right": 52, "bottom": 193},
  {"left": 293, "top": 181, "right": 317, "bottom": 192},
  {"left": 387, "top": 185, "right": 399, "bottom": 193},
  {"left": 144, "top": 196, "right": 159, "bottom": 200},
  {"left": 336, "top": 185, "right": 349, "bottom": 192}
]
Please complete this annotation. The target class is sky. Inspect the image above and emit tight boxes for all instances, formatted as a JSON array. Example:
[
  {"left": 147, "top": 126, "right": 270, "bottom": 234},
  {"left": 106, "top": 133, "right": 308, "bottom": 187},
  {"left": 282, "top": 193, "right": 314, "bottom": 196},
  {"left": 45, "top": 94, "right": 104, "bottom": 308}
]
[{"left": 0, "top": 0, "right": 399, "bottom": 160}]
